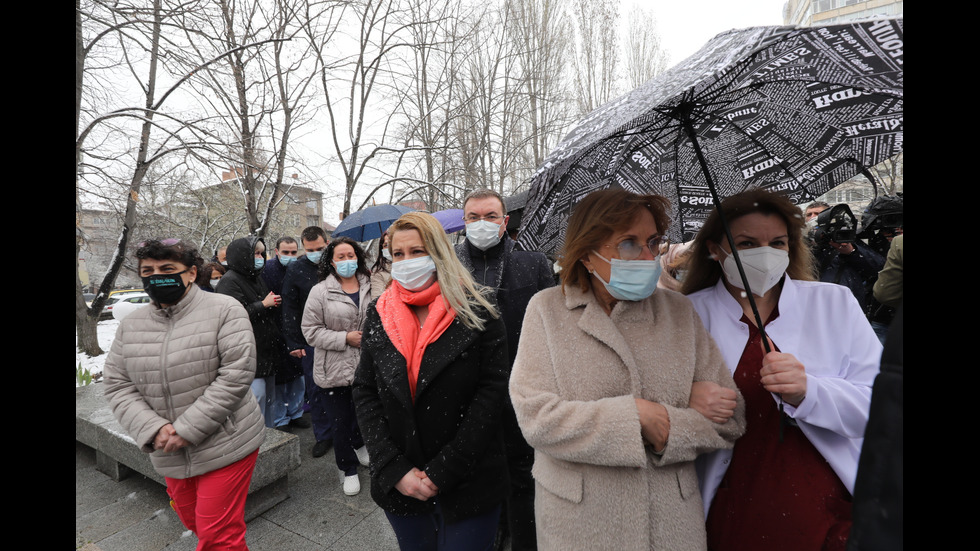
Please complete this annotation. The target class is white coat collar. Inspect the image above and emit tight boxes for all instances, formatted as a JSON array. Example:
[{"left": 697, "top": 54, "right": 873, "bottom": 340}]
[{"left": 707, "top": 274, "right": 803, "bottom": 354}]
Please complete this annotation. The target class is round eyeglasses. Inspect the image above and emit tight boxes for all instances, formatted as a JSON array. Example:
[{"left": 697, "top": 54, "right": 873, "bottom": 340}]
[{"left": 602, "top": 236, "right": 665, "bottom": 260}]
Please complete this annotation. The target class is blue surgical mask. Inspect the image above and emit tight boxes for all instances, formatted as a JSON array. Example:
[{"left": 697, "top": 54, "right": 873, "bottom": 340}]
[
  {"left": 591, "top": 250, "right": 662, "bottom": 301},
  {"left": 307, "top": 250, "right": 323, "bottom": 264},
  {"left": 254, "top": 257, "right": 265, "bottom": 270},
  {"left": 279, "top": 255, "right": 295, "bottom": 266},
  {"left": 391, "top": 256, "right": 437, "bottom": 291},
  {"left": 335, "top": 259, "right": 358, "bottom": 278}
]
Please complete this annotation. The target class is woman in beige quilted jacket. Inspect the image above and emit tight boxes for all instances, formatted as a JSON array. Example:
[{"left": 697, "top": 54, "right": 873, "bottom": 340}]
[
  {"left": 302, "top": 236, "right": 372, "bottom": 496},
  {"left": 104, "top": 239, "right": 265, "bottom": 551}
]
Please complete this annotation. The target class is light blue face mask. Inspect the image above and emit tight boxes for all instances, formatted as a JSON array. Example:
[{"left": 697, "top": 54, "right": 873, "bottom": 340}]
[
  {"left": 254, "top": 257, "right": 265, "bottom": 270},
  {"left": 278, "top": 255, "right": 296, "bottom": 266},
  {"left": 591, "top": 250, "right": 662, "bottom": 301},
  {"left": 335, "top": 259, "right": 358, "bottom": 278},
  {"left": 306, "top": 250, "right": 323, "bottom": 264}
]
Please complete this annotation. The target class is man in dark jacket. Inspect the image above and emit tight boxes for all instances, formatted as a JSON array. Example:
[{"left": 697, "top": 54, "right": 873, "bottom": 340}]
[
  {"left": 455, "top": 188, "right": 555, "bottom": 551},
  {"left": 261, "top": 237, "right": 309, "bottom": 432},
  {"left": 215, "top": 236, "right": 285, "bottom": 428},
  {"left": 281, "top": 226, "right": 333, "bottom": 457}
]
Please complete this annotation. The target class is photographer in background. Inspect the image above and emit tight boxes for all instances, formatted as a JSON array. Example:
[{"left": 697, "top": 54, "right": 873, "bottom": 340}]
[
  {"left": 808, "top": 203, "right": 885, "bottom": 316},
  {"left": 804, "top": 201, "right": 830, "bottom": 222},
  {"left": 859, "top": 194, "right": 903, "bottom": 344}
]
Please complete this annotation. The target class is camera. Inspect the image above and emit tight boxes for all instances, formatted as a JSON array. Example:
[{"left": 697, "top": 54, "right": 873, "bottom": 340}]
[{"left": 810, "top": 204, "right": 857, "bottom": 247}]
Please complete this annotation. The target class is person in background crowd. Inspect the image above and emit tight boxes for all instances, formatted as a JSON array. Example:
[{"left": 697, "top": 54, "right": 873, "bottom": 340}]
[
  {"left": 682, "top": 189, "right": 881, "bottom": 551},
  {"left": 859, "top": 194, "right": 903, "bottom": 344},
  {"left": 810, "top": 204, "right": 884, "bottom": 314},
  {"left": 217, "top": 237, "right": 284, "bottom": 428},
  {"left": 282, "top": 226, "right": 334, "bottom": 457},
  {"left": 215, "top": 246, "right": 228, "bottom": 266},
  {"left": 510, "top": 188, "right": 744, "bottom": 550},
  {"left": 371, "top": 229, "right": 393, "bottom": 294},
  {"left": 261, "top": 236, "right": 310, "bottom": 433},
  {"left": 454, "top": 188, "right": 554, "bottom": 551},
  {"left": 196, "top": 261, "right": 226, "bottom": 292},
  {"left": 804, "top": 201, "right": 830, "bottom": 222},
  {"left": 354, "top": 212, "right": 509, "bottom": 551},
  {"left": 303, "top": 237, "right": 372, "bottom": 496},
  {"left": 873, "top": 234, "right": 902, "bottom": 308},
  {"left": 105, "top": 238, "right": 264, "bottom": 551}
]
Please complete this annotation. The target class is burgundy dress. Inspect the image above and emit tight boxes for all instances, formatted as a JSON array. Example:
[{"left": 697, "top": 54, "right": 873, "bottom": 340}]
[{"left": 706, "top": 311, "right": 851, "bottom": 551}]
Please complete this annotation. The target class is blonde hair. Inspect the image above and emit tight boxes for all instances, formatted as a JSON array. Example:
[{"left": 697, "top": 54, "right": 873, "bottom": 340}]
[{"left": 388, "top": 212, "right": 499, "bottom": 330}]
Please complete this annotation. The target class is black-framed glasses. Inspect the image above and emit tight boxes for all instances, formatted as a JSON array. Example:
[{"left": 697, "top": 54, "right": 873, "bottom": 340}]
[{"left": 603, "top": 236, "right": 664, "bottom": 260}]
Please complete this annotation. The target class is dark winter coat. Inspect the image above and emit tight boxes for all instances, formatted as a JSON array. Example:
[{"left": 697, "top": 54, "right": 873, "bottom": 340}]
[
  {"left": 352, "top": 300, "right": 510, "bottom": 523},
  {"left": 455, "top": 236, "right": 555, "bottom": 366},
  {"left": 216, "top": 236, "right": 284, "bottom": 379},
  {"left": 261, "top": 256, "right": 303, "bottom": 383},
  {"left": 814, "top": 239, "right": 884, "bottom": 312},
  {"left": 847, "top": 303, "right": 903, "bottom": 551},
  {"left": 281, "top": 256, "right": 320, "bottom": 352},
  {"left": 260, "top": 255, "right": 289, "bottom": 295}
]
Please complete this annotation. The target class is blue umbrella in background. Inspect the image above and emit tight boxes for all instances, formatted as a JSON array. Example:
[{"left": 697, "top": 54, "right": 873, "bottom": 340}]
[
  {"left": 333, "top": 204, "right": 416, "bottom": 241},
  {"left": 431, "top": 209, "right": 466, "bottom": 233}
]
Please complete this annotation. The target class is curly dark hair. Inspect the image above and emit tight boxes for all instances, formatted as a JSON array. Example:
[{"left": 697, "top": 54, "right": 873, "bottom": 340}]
[
  {"left": 136, "top": 239, "right": 204, "bottom": 274},
  {"left": 318, "top": 236, "right": 371, "bottom": 281}
]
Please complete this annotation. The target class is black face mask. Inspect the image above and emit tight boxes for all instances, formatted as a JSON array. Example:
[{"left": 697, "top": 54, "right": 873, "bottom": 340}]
[{"left": 141, "top": 270, "right": 188, "bottom": 305}]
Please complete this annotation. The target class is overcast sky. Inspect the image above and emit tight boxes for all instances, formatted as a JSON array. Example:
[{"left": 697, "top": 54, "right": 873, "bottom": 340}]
[{"left": 642, "top": 0, "right": 789, "bottom": 65}]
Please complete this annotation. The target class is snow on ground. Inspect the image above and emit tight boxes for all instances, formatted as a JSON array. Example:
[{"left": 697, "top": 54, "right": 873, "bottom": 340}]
[{"left": 76, "top": 319, "right": 119, "bottom": 386}]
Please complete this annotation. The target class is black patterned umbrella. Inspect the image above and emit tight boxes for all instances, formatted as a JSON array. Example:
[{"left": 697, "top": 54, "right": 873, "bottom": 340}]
[{"left": 519, "top": 19, "right": 903, "bottom": 254}]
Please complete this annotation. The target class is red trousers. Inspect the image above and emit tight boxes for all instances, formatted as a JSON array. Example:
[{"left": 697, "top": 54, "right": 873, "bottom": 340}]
[{"left": 165, "top": 449, "right": 258, "bottom": 551}]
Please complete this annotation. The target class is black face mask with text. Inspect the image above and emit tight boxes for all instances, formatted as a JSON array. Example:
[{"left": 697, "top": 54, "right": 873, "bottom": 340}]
[{"left": 141, "top": 270, "right": 188, "bottom": 305}]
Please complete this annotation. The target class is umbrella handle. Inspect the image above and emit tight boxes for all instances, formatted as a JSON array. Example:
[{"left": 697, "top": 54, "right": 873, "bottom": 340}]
[{"left": 680, "top": 113, "right": 772, "bottom": 354}]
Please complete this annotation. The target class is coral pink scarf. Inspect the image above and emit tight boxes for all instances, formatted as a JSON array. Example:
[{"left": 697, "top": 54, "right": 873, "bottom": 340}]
[{"left": 377, "top": 280, "right": 456, "bottom": 400}]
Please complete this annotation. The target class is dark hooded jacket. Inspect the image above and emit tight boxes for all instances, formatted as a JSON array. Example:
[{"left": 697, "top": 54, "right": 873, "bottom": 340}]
[{"left": 216, "top": 236, "right": 284, "bottom": 379}]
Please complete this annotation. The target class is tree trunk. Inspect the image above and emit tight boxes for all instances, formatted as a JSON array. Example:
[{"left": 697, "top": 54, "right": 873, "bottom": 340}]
[{"left": 76, "top": 0, "right": 102, "bottom": 355}]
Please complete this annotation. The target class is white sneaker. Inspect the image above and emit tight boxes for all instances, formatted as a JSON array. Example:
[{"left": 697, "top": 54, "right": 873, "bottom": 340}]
[
  {"left": 355, "top": 446, "right": 370, "bottom": 467},
  {"left": 342, "top": 472, "right": 360, "bottom": 496}
]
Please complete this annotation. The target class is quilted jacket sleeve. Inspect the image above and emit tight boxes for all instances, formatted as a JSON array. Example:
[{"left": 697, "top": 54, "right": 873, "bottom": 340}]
[
  {"left": 171, "top": 301, "right": 257, "bottom": 445},
  {"left": 104, "top": 324, "right": 172, "bottom": 452},
  {"left": 302, "top": 285, "right": 348, "bottom": 352}
]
